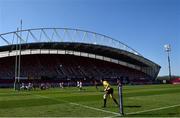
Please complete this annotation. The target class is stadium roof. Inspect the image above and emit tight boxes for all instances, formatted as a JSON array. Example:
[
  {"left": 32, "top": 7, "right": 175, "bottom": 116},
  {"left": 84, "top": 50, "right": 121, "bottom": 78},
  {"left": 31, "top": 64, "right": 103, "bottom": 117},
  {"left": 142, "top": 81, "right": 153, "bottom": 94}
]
[
  {"left": 0, "top": 28, "right": 141, "bottom": 55},
  {"left": 0, "top": 42, "right": 148, "bottom": 66}
]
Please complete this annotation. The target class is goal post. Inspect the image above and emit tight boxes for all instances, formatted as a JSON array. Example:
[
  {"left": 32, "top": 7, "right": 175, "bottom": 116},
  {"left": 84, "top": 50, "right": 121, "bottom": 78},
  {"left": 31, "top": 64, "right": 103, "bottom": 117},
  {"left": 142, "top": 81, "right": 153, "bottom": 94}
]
[{"left": 118, "top": 82, "right": 124, "bottom": 115}]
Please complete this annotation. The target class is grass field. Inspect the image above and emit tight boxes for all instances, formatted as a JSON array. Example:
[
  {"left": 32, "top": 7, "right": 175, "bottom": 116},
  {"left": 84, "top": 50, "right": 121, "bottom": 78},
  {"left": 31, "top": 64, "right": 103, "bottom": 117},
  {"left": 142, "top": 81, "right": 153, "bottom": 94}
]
[{"left": 0, "top": 84, "right": 180, "bottom": 117}]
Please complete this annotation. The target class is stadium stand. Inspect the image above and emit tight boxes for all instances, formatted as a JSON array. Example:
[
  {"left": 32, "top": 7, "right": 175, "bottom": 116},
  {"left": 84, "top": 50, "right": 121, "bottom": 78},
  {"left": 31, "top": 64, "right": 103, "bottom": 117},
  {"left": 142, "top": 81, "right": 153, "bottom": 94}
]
[
  {"left": 0, "top": 54, "right": 151, "bottom": 87},
  {"left": 0, "top": 28, "right": 161, "bottom": 87}
]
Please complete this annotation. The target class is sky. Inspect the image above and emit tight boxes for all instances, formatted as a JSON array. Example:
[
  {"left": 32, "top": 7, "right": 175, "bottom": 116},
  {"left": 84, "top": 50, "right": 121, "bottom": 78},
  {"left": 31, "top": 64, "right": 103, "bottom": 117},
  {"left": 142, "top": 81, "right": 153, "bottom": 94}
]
[{"left": 0, "top": 0, "right": 179, "bottom": 76}]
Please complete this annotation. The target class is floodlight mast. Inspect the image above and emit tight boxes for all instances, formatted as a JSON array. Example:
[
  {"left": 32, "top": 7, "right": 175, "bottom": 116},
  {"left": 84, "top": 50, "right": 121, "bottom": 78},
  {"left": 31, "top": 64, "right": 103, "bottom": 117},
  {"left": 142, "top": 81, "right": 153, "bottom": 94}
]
[{"left": 164, "top": 44, "right": 172, "bottom": 80}]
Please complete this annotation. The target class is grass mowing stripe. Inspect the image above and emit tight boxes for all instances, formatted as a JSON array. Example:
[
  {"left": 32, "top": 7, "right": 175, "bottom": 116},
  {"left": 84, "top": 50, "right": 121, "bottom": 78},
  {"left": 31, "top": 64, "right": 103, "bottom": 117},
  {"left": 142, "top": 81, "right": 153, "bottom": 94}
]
[
  {"left": 123, "top": 88, "right": 180, "bottom": 98},
  {"left": 0, "top": 98, "right": 60, "bottom": 109},
  {"left": 126, "top": 104, "right": 180, "bottom": 115},
  {"left": 127, "top": 92, "right": 180, "bottom": 99},
  {"left": 35, "top": 94, "right": 120, "bottom": 116},
  {"left": 123, "top": 87, "right": 180, "bottom": 93}
]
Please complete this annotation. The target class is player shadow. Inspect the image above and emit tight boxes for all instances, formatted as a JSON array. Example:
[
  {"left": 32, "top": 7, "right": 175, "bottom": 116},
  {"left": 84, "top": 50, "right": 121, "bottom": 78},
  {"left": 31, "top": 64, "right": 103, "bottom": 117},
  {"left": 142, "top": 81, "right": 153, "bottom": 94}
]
[
  {"left": 126, "top": 113, "right": 178, "bottom": 117},
  {"left": 124, "top": 105, "right": 141, "bottom": 108}
]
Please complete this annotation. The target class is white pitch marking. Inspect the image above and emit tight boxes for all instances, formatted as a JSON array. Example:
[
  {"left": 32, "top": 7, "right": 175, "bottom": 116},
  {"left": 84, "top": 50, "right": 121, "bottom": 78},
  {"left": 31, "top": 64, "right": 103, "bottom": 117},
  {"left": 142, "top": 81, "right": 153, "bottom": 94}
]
[
  {"left": 69, "top": 102, "right": 120, "bottom": 116},
  {"left": 126, "top": 104, "right": 180, "bottom": 115},
  {"left": 35, "top": 94, "right": 120, "bottom": 116}
]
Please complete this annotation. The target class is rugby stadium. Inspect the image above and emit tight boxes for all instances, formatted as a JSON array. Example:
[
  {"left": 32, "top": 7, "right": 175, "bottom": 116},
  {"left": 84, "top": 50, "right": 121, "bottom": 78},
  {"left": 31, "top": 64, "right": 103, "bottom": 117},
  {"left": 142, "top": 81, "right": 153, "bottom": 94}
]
[
  {"left": 1, "top": 28, "right": 180, "bottom": 117},
  {"left": 0, "top": 28, "right": 160, "bottom": 87}
]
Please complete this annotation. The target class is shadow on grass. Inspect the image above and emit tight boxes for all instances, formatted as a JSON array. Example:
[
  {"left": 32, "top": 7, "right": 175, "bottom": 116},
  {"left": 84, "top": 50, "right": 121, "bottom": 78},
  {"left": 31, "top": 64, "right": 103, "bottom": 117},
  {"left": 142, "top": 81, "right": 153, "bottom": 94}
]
[
  {"left": 124, "top": 105, "right": 141, "bottom": 108},
  {"left": 125, "top": 112, "right": 179, "bottom": 117}
]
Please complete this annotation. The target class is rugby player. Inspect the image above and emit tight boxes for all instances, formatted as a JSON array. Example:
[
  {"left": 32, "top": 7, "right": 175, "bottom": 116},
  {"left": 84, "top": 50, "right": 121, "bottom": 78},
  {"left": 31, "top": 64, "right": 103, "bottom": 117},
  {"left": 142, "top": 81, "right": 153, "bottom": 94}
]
[{"left": 101, "top": 79, "right": 119, "bottom": 107}]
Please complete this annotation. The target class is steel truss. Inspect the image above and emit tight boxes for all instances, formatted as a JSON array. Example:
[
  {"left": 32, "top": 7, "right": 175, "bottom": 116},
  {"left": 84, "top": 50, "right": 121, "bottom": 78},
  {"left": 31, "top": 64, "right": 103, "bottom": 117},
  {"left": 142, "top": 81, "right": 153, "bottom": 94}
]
[{"left": 0, "top": 28, "right": 141, "bottom": 56}]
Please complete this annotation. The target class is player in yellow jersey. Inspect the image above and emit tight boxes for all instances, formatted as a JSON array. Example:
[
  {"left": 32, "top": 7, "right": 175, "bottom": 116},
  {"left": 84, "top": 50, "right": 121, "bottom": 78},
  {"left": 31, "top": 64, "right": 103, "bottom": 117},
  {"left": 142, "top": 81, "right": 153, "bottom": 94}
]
[{"left": 101, "top": 79, "right": 119, "bottom": 107}]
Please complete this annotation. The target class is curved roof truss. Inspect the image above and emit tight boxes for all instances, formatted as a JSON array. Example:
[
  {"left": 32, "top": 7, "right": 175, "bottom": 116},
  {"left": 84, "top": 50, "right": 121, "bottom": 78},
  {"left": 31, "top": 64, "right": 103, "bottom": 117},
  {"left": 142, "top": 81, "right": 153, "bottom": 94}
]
[{"left": 0, "top": 28, "right": 141, "bottom": 56}]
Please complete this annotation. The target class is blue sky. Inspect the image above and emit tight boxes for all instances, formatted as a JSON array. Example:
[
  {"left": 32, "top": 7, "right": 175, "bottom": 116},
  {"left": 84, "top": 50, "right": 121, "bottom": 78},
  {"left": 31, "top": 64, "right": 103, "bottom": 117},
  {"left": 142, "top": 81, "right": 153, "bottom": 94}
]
[{"left": 0, "top": 0, "right": 179, "bottom": 76}]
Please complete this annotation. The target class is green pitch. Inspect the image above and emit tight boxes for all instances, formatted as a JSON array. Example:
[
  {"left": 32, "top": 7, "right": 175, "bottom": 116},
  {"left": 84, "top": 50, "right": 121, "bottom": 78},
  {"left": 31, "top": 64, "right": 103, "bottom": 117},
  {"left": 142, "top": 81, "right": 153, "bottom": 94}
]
[{"left": 0, "top": 84, "right": 180, "bottom": 117}]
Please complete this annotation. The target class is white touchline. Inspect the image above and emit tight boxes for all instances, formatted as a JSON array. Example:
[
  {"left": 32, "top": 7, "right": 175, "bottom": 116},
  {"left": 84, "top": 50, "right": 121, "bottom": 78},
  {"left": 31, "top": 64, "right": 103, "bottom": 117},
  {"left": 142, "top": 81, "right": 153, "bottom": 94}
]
[
  {"left": 126, "top": 104, "right": 180, "bottom": 115},
  {"left": 35, "top": 94, "right": 120, "bottom": 116},
  {"left": 69, "top": 102, "right": 120, "bottom": 116}
]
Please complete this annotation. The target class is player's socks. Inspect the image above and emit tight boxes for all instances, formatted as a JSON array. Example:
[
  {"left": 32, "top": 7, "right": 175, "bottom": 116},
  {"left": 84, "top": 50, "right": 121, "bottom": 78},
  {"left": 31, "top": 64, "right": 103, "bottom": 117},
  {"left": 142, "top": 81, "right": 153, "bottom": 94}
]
[
  {"left": 103, "top": 99, "right": 106, "bottom": 107},
  {"left": 113, "top": 98, "right": 119, "bottom": 106}
]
